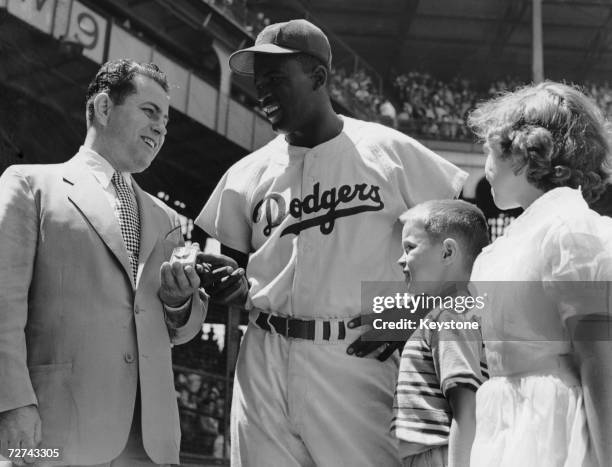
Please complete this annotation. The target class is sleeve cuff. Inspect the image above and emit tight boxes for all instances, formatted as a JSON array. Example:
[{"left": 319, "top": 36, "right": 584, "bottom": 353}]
[
  {"left": 163, "top": 297, "right": 192, "bottom": 312},
  {"left": 163, "top": 297, "right": 192, "bottom": 328}
]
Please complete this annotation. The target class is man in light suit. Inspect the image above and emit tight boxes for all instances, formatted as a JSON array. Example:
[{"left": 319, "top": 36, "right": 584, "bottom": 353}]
[{"left": 0, "top": 60, "right": 217, "bottom": 466}]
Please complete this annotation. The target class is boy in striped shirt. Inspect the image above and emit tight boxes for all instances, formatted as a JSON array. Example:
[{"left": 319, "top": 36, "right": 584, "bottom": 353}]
[{"left": 392, "top": 200, "right": 489, "bottom": 467}]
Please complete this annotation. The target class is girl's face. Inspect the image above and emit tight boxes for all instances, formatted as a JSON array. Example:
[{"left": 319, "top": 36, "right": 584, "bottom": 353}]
[{"left": 484, "top": 138, "right": 525, "bottom": 210}]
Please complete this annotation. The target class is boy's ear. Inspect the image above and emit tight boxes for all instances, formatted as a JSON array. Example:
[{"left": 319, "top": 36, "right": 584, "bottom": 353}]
[{"left": 441, "top": 238, "right": 458, "bottom": 262}]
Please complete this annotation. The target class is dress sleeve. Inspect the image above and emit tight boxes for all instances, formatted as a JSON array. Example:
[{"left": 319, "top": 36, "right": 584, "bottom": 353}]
[
  {"left": 542, "top": 219, "right": 612, "bottom": 323},
  {"left": 195, "top": 168, "right": 252, "bottom": 254}
]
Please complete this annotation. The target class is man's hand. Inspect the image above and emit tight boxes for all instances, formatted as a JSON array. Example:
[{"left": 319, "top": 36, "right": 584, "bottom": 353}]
[
  {"left": 0, "top": 405, "right": 41, "bottom": 465},
  {"left": 197, "top": 253, "right": 249, "bottom": 307},
  {"left": 346, "top": 305, "right": 432, "bottom": 361},
  {"left": 159, "top": 260, "right": 201, "bottom": 308}
]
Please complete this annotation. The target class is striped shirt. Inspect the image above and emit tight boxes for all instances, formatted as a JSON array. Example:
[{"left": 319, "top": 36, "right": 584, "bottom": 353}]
[{"left": 391, "top": 304, "right": 488, "bottom": 457}]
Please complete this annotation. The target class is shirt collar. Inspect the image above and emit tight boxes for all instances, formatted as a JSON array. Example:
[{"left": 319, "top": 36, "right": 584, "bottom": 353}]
[{"left": 75, "top": 146, "right": 133, "bottom": 190}]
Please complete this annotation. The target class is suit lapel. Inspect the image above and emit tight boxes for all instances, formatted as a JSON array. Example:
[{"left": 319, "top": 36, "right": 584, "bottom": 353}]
[{"left": 63, "top": 157, "right": 133, "bottom": 285}]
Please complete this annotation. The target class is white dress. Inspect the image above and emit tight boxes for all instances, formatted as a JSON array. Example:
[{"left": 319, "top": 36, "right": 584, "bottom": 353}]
[{"left": 469, "top": 187, "right": 612, "bottom": 467}]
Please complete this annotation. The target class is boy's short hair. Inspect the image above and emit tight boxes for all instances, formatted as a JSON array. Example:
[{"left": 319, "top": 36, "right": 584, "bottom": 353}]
[{"left": 400, "top": 200, "right": 490, "bottom": 267}]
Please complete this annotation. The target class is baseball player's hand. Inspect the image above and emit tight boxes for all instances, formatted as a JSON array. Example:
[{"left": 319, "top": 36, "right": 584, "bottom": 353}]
[
  {"left": 346, "top": 305, "right": 431, "bottom": 361},
  {"left": 159, "top": 260, "right": 201, "bottom": 308},
  {"left": 346, "top": 312, "right": 406, "bottom": 361},
  {"left": 197, "top": 253, "right": 249, "bottom": 307},
  {"left": 0, "top": 405, "right": 41, "bottom": 465}
]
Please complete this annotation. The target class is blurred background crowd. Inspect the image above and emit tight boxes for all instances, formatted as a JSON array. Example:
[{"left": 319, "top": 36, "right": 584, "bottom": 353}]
[{"left": 328, "top": 67, "right": 612, "bottom": 141}]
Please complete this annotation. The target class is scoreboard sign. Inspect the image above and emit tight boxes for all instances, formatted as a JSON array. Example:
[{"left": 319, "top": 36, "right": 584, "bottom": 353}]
[
  {"left": 6, "top": 0, "right": 108, "bottom": 64},
  {"left": 7, "top": 0, "right": 56, "bottom": 34},
  {"left": 52, "top": 0, "right": 108, "bottom": 64},
  {"left": 63, "top": 1, "right": 107, "bottom": 63}
]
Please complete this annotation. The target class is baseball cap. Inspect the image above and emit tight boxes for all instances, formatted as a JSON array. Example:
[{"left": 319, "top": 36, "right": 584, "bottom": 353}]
[{"left": 229, "top": 19, "right": 332, "bottom": 76}]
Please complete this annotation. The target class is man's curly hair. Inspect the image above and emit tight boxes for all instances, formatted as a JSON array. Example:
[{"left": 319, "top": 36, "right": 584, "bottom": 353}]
[
  {"left": 85, "top": 59, "right": 169, "bottom": 125},
  {"left": 468, "top": 81, "right": 612, "bottom": 204}
]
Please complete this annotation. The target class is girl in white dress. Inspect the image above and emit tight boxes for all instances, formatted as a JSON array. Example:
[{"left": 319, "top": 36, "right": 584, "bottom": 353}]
[{"left": 467, "top": 82, "right": 612, "bottom": 466}]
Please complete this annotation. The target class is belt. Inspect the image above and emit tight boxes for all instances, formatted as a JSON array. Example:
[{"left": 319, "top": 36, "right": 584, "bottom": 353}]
[{"left": 254, "top": 311, "right": 347, "bottom": 341}]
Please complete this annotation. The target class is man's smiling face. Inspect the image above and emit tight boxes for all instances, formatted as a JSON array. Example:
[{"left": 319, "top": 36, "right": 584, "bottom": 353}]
[{"left": 104, "top": 74, "right": 169, "bottom": 173}]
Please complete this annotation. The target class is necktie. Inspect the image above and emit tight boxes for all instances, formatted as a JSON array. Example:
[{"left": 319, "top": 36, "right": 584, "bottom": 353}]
[{"left": 111, "top": 171, "right": 141, "bottom": 284}]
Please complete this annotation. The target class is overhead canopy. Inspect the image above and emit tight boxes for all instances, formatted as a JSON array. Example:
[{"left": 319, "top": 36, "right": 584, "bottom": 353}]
[{"left": 253, "top": 0, "right": 612, "bottom": 84}]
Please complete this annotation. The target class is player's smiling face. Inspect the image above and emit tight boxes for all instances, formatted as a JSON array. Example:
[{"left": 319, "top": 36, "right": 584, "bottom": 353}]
[
  {"left": 253, "top": 54, "right": 316, "bottom": 135},
  {"left": 398, "top": 219, "right": 446, "bottom": 296}
]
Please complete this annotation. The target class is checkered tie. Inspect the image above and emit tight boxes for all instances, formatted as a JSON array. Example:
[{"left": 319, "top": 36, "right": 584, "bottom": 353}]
[{"left": 111, "top": 171, "right": 140, "bottom": 284}]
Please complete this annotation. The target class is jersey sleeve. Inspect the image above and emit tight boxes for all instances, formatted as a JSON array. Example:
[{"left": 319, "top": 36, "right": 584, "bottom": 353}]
[
  {"left": 430, "top": 309, "right": 487, "bottom": 398},
  {"left": 387, "top": 134, "right": 468, "bottom": 207},
  {"left": 542, "top": 218, "right": 612, "bottom": 323},
  {"left": 195, "top": 168, "right": 252, "bottom": 254}
]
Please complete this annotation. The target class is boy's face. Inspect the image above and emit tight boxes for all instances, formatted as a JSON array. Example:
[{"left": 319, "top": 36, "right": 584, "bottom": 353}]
[{"left": 397, "top": 219, "right": 447, "bottom": 296}]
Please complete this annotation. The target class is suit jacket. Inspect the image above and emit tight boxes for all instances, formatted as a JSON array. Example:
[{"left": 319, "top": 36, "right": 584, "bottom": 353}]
[{"left": 0, "top": 155, "right": 206, "bottom": 465}]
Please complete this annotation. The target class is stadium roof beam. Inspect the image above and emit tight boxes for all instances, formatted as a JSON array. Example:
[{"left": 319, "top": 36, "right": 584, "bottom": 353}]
[
  {"left": 248, "top": 0, "right": 384, "bottom": 88},
  {"left": 344, "top": 32, "right": 598, "bottom": 55},
  {"left": 296, "top": 5, "right": 401, "bottom": 15},
  {"left": 94, "top": 0, "right": 209, "bottom": 61},
  {"left": 89, "top": 0, "right": 255, "bottom": 73},
  {"left": 575, "top": 5, "right": 612, "bottom": 77},
  {"left": 390, "top": 0, "right": 420, "bottom": 79},
  {"left": 543, "top": 0, "right": 612, "bottom": 6},
  {"left": 486, "top": 0, "right": 530, "bottom": 61},
  {"left": 416, "top": 12, "right": 610, "bottom": 30}
]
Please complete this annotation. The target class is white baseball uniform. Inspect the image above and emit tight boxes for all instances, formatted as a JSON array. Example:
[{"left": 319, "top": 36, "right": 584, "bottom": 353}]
[{"left": 196, "top": 116, "right": 467, "bottom": 467}]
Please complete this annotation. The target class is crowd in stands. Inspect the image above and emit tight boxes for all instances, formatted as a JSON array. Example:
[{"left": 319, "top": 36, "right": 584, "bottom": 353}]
[
  {"left": 173, "top": 328, "right": 225, "bottom": 374},
  {"left": 328, "top": 67, "right": 385, "bottom": 119},
  {"left": 175, "top": 370, "right": 228, "bottom": 457},
  {"left": 584, "top": 81, "right": 612, "bottom": 120},
  {"left": 173, "top": 328, "right": 229, "bottom": 457},
  {"left": 205, "top": 0, "right": 272, "bottom": 37},
  {"left": 392, "top": 72, "right": 477, "bottom": 139},
  {"left": 385, "top": 72, "right": 612, "bottom": 141}
]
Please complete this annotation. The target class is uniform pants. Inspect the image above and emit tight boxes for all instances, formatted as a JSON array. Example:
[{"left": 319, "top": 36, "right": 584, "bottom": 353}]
[{"left": 231, "top": 324, "right": 402, "bottom": 467}]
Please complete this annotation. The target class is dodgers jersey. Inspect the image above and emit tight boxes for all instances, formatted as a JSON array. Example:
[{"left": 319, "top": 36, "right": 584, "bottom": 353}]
[{"left": 196, "top": 116, "right": 467, "bottom": 320}]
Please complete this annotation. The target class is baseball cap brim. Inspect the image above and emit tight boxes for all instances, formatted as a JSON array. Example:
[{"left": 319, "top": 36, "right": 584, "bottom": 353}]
[{"left": 229, "top": 43, "right": 301, "bottom": 76}]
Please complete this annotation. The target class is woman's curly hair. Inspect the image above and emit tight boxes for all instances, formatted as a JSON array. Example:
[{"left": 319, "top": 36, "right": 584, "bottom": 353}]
[{"left": 468, "top": 81, "right": 612, "bottom": 203}]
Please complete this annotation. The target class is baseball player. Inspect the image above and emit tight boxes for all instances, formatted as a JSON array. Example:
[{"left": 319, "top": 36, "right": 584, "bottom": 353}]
[{"left": 196, "top": 19, "right": 468, "bottom": 467}]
